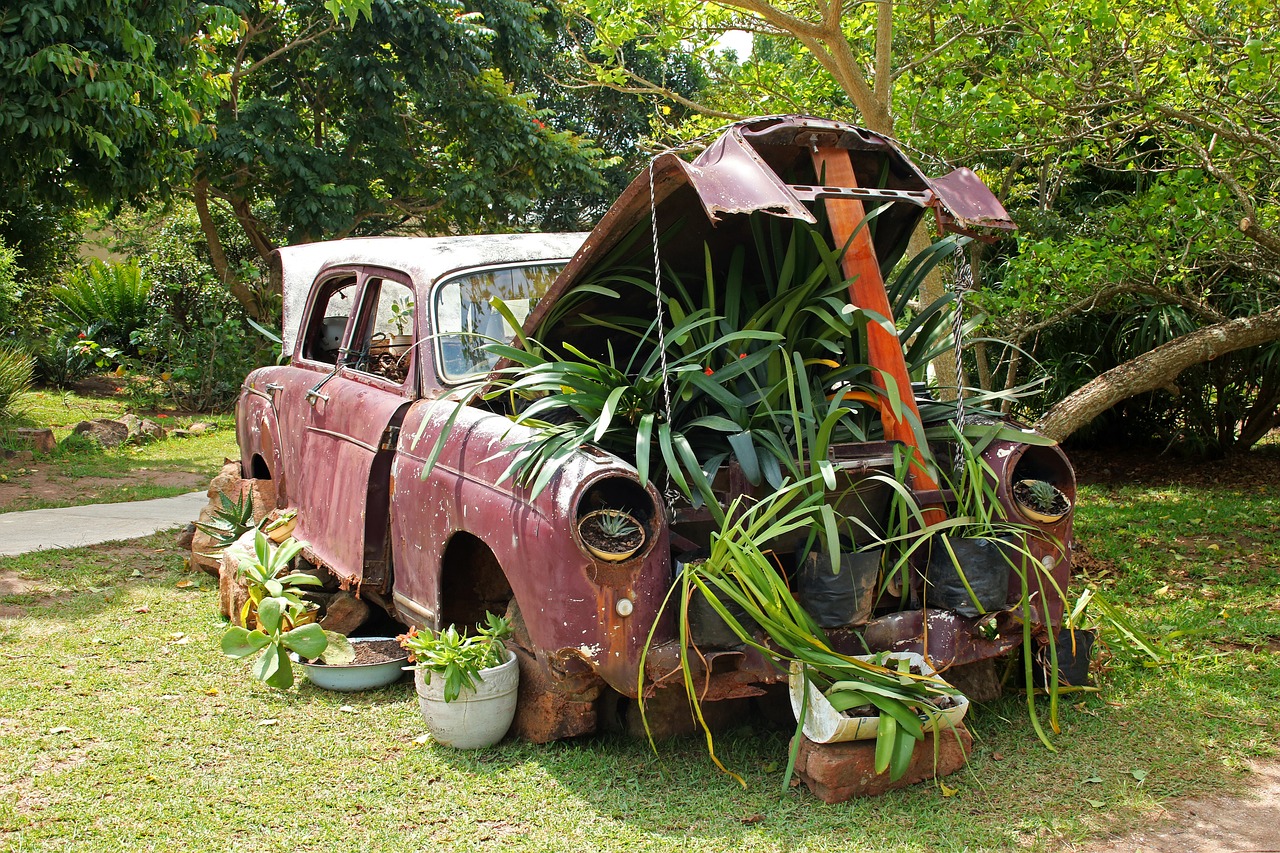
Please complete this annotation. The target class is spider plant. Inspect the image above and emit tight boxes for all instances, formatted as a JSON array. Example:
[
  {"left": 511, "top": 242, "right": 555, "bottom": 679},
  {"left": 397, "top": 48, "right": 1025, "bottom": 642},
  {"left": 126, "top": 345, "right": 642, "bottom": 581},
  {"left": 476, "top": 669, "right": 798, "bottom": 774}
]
[{"left": 639, "top": 472, "right": 963, "bottom": 786}]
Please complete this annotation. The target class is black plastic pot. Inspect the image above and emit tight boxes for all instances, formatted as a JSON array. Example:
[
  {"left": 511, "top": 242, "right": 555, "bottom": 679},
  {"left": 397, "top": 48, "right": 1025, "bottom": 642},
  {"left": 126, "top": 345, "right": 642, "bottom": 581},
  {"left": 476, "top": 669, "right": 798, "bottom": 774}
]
[
  {"left": 1036, "top": 627, "right": 1097, "bottom": 687},
  {"left": 924, "top": 535, "right": 1014, "bottom": 617},
  {"left": 796, "top": 548, "right": 882, "bottom": 628},
  {"left": 686, "top": 579, "right": 759, "bottom": 649}
]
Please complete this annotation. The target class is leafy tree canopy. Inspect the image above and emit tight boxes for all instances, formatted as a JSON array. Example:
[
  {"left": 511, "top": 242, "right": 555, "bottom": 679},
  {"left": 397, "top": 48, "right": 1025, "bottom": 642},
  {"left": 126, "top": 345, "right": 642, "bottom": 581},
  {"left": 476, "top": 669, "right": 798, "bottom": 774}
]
[
  {"left": 0, "top": 0, "right": 229, "bottom": 208},
  {"left": 198, "top": 0, "right": 615, "bottom": 260}
]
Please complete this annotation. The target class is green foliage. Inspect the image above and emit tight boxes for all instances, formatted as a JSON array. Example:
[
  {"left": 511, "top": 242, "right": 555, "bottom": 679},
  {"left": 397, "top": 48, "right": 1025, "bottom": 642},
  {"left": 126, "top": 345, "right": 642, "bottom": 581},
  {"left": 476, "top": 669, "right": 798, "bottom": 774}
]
[
  {"left": 51, "top": 260, "right": 154, "bottom": 355},
  {"left": 220, "top": 531, "right": 342, "bottom": 689},
  {"left": 197, "top": 0, "right": 613, "bottom": 251},
  {"left": 0, "top": 0, "right": 224, "bottom": 207},
  {"left": 400, "top": 613, "right": 513, "bottom": 703},
  {"left": 234, "top": 532, "right": 322, "bottom": 629},
  {"left": 194, "top": 491, "right": 257, "bottom": 553},
  {"left": 423, "top": 217, "right": 987, "bottom": 515},
  {"left": 643, "top": 474, "right": 962, "bottom": 785},
  {"left": 0, "top": 235, "right": 22, "bottom": 335},
  {"left": 0, "top": 344, "right": 34, "bottom": 419}
]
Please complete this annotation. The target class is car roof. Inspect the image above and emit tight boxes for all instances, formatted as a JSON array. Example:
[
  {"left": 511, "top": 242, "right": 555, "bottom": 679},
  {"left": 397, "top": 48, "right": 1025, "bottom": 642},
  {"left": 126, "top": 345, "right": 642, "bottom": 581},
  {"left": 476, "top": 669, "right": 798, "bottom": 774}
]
[{"left": 273, "top": 233, "right": 589, "bottom": 356}]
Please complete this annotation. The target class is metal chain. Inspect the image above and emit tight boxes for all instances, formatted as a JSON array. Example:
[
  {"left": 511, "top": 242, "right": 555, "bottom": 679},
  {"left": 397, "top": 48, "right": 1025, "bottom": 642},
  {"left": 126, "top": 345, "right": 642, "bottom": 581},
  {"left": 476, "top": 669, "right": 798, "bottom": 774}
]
[
  {"left": 648, "top": 158, "right": 681, "bottom": 510},
  {"left": 950, "top": 241, "right": 974, "bottom": 471}
]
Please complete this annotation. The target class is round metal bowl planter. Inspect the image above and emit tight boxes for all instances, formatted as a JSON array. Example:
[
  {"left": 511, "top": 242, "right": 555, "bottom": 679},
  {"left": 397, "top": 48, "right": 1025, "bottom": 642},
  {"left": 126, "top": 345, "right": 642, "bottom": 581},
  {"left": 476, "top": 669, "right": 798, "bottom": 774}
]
[
  {"left": 788, "top": 652, "right": 969, "bottom": 744},
  {"left": 295, "top": 637, "right": 408, "bottom": 691},
  {"left": 413, "top": 646, "right": 519, "bottom": 749}
]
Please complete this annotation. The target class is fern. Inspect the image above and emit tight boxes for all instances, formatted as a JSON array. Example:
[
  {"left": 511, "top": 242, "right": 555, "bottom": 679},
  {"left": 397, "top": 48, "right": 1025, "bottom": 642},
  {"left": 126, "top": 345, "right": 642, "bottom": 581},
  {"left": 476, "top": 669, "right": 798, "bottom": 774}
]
[{"left": 52, "top": 260, "right": 154, "bottom": 351}]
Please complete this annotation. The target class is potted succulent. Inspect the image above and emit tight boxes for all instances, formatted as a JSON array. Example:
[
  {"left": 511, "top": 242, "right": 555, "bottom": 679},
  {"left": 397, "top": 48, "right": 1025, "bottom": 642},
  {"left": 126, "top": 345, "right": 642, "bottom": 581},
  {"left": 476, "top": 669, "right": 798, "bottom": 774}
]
[
  {"left": 388, "top": 297, "right": 414, "bottom": 356},
  {"left": 262, "top": 508, "right": 298, "bottom": 543},
  {"left": 577, "top": 509, "right": 645, "bottom": 562},
  {"left": 399, "top": 614, "right": 518, "bottom": 749},
  {"left": 1013, "top": 478, "right": 1072, "bottom": 524}
]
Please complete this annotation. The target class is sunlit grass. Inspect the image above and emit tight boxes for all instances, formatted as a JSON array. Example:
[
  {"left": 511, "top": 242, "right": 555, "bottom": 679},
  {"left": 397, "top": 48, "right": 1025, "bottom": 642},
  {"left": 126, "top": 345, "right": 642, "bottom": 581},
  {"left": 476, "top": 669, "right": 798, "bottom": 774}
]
[
  {"left": 0, "top": 469, "right": 1276, "bottom": 850},
  {"left": 0, "top": 388, "right": 235, "bottom": 512}
]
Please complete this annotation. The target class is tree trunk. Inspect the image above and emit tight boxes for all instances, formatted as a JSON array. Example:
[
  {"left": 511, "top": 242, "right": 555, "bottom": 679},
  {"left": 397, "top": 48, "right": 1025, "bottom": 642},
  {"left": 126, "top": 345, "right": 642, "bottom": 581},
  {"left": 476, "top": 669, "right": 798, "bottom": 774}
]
[
  {"left": 1036, "top": 307, "right": 1280, "bottom": 442},
  {"left": 194, "top": 179, "right": 263, "bottom": 320}
]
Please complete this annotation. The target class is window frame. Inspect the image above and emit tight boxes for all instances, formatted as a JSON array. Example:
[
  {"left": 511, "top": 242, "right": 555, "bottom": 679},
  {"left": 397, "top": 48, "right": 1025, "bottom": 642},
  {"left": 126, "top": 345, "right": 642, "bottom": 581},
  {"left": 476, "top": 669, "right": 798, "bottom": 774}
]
[{"left": 429, "top": 259, "right": 572, "bottom": 386}]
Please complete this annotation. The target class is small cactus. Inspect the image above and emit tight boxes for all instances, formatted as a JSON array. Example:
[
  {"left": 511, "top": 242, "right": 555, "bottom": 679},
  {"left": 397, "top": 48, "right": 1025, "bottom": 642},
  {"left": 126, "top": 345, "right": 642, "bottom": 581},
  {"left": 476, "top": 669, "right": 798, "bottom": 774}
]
[
  {"left": 596, "top": 510, "right": 638, "bottom": 539},
  {"left": 195, "top": 491, "right": 255, "bottom": 550},
  {"left": 1027, "top": 479, "right": 1060, "bottom": 511},
  {"left": 1015, "top": 479, "right": 1069, "bottom": 517}
]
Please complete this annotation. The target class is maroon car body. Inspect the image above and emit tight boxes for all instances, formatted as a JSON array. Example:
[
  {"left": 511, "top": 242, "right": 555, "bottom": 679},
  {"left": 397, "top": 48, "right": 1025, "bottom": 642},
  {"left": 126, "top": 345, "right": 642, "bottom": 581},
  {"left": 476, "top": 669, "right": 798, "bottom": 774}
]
[{"left": 236, "top": 116, "right": 1075, "bottom": 738}]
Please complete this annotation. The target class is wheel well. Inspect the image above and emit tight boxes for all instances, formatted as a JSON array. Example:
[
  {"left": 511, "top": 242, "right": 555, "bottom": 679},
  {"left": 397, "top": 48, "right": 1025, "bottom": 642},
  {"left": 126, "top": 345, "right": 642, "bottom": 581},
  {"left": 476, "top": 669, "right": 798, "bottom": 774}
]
[
  {"left": 249, "top": 454, "right": 272, "bottom": 480},
  {"left": 438, "top": 533, "right": 512, "bottom": 631}
]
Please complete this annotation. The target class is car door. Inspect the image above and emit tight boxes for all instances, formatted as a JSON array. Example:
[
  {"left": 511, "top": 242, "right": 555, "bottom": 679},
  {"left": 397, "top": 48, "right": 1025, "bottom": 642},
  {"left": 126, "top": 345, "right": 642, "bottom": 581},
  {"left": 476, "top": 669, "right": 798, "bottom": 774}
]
[{"left": 276, "top": 267, "right": 417, "bottom": 586}]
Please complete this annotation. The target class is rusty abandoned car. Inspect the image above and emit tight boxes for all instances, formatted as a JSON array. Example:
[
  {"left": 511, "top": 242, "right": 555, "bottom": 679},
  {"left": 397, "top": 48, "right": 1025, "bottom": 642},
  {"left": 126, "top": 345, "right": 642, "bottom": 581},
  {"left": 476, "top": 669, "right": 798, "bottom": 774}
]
[{"left": 235, "top": 115, "right": 1077, "bottom": 740}]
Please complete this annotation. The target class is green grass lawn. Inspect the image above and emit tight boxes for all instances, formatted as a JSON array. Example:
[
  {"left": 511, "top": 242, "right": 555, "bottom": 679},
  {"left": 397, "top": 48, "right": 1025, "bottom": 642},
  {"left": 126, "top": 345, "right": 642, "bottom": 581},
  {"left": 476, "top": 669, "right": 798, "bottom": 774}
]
[
  {"left": 0, "top": 388, "right": 237, "bottom": 512},
  {"left": 0, "top": 462, "right": 1276, "bottom": 850}
]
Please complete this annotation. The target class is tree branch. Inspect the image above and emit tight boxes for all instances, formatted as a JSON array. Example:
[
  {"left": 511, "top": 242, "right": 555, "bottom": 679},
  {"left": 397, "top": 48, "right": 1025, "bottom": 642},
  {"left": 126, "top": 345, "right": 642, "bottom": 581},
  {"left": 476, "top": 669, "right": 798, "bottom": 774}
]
[{"left": 1036, "top": 305, "right": 1280, "bottom": 441}]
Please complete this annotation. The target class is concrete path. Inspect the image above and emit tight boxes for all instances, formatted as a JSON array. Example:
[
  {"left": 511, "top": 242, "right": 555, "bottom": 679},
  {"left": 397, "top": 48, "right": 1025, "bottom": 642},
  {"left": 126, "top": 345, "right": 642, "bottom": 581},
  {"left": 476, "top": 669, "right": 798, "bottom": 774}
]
[{"left": 0, "top": 491, "right": 207, "bottom": 556}]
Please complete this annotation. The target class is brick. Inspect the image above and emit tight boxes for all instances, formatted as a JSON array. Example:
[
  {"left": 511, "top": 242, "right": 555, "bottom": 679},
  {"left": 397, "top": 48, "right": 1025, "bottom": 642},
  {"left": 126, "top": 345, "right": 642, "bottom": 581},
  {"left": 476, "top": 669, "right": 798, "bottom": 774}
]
[{"left": 794, "top": 723, "right": 972, "bottom": 802}]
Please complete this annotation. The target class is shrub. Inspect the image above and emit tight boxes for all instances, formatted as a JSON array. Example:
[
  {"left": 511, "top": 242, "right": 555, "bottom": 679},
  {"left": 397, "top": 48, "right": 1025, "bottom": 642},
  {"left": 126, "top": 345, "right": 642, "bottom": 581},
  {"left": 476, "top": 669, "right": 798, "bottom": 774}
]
[
  {"left": 0, "top": 236, "right": 22, "bottom": 337},
  {"left": 52, "top": 260, "right": 154, "bottom": 354},
  {"left": 131, "top": 281, "right": 275, "bottom": 412},
  {"left": 0, "top": 343, "right": 33, "bottom": 419}
]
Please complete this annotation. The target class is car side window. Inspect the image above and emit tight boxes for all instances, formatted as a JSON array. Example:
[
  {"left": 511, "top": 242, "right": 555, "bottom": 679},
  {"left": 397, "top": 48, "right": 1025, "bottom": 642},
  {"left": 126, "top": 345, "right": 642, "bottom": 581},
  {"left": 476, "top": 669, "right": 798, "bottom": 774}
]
[
  {"left": 301, "top": 275, "right": 359, "bottom": 364},
  {"left": 433, "top": 263, "right": 563, "bottom": 381},
  {"left": 347, "top": 278, "right": 415, "bottom": 386}
]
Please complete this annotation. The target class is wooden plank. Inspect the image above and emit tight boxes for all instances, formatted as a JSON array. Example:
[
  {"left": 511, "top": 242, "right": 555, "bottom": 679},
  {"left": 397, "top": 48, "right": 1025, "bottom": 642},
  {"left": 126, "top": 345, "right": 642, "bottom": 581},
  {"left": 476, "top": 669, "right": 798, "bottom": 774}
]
[{"left": 810, "top": 146, "right": 945, "bottom": 502}]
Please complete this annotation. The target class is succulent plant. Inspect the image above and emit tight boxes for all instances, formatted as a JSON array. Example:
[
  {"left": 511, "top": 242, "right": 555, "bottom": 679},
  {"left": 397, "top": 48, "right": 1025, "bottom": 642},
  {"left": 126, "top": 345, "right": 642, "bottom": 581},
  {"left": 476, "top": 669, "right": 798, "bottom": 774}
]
[
  {"left": 195, "top": 491, "right": 256, "bottom": 551},
  {"left": 595, "top": 510, "right": 638, "bottom": 539}
]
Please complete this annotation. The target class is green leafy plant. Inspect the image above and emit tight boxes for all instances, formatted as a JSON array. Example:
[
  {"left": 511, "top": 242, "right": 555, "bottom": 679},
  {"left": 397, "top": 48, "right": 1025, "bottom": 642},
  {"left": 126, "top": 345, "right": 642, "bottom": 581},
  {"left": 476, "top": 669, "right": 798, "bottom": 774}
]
[
  {"left": 0, "top": 343, "right": 33, "bottom": 420},
  {"left": 399, "top": 613, "right": 512, "bottom": 703},
  {"left": 851, "top": 424, "right": 1069, "bottom": 748},
  {"left": 194, "top": 491, "right": 256, "bottom": 552},
  {"left": 389, "top": 297, "right": 414, "bottom": 336},
  {"left": 52, "top": 259, "right": 153, "bottom": 355},
  {"left": 642, "top": 473, "right": 962, "bottom": 786},
  {"left": 219, "top": 530, "right": 353, "bottom": 688},
  {"left": 233, "top": 531, "right": 320, "bottom": 629}
]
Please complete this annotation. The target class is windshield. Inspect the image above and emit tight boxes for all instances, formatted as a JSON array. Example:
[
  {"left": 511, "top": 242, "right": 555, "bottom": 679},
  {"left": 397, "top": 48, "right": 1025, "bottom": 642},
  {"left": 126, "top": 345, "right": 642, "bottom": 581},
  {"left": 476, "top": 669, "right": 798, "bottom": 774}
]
[{"left": 433, "top": 262, "right": 566, "bottom": 381}]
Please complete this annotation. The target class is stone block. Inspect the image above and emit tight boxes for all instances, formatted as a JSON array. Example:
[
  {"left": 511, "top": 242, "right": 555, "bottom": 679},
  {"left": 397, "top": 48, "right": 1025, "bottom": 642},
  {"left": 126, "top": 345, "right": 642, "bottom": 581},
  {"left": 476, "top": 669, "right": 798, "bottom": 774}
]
[
  {"left": 319, "top": 591, "right": 369, "bottom": 635},
  {"left": 13, "top": 428, "right": 55, "bottom": 454},
  {"left": 72, "top": 418, "right": 128, "bottom": 448},
  {"left": 794, "top": 723, "right": 972, "bottom": 803}
]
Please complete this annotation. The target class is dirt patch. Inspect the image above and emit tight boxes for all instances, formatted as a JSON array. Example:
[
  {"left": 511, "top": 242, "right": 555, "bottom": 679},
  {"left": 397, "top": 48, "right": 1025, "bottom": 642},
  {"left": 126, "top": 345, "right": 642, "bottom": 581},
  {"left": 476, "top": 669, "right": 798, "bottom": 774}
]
[
  {"left": 0, "top": 569, "right": 40, "bottom": 597},
  {"left": 1074, "top": 758, "right": 1280, "bottom": 853},
  {"left": 0, "top": 468, "right": 205, "bottom": 513}
]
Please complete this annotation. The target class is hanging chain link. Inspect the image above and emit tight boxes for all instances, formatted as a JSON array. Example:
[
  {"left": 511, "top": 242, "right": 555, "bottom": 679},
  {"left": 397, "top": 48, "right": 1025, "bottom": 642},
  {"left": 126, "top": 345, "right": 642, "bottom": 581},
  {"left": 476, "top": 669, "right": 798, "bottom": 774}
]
[
  {"left": 648, "top": 158, "right": 680, "bottom": 510},
  {"left": 950, "top": 240, "right": 974, "bottom": 470}
]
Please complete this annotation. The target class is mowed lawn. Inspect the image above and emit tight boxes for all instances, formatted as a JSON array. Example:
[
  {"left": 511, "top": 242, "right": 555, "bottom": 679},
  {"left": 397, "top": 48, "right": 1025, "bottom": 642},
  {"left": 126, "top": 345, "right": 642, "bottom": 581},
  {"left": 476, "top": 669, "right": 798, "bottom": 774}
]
[{"left": 0, "top": 452, "right": 1277, "bottom": 851}]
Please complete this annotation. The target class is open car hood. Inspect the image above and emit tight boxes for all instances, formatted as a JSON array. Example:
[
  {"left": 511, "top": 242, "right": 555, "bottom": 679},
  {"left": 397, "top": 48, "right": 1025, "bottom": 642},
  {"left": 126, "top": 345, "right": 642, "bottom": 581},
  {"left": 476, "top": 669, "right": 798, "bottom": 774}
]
[{"left": 521, "top": 115, "right": 1014, "bottom": 343}]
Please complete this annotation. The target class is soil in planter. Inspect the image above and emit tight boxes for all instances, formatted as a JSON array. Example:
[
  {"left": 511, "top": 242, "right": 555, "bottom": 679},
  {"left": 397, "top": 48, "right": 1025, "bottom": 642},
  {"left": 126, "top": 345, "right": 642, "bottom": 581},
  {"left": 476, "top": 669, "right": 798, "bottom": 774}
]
[
  {"left": 1013, "top": 480, "right": 1070, "bottom": 517},
  {"left": 311, "top": 638, "right": 405, "bottom": 666},
  {"left": 579, "top": 513, "right": 644, "bottom": 554}
]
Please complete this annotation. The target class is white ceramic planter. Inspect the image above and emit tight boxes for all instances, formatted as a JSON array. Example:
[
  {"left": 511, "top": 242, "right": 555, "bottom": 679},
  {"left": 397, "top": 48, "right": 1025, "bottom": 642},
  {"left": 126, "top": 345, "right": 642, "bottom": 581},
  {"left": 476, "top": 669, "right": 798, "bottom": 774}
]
[
  {"left": 413, "top": 647, "right": 519, "bottom": 749},
  {"left": 789, "top": 651, "right": 969, "bottom": 744}
]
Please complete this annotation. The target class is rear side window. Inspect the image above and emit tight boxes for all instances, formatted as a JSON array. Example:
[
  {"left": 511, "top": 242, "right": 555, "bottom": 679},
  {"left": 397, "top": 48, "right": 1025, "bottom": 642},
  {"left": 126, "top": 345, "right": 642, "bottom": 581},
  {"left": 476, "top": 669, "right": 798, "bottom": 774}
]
[
  {"left": 301, "top": 275, "right": 359, "bottom": 364},
  {"left": 433, "top": 263, "right": 564, "bottom": 381}
]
